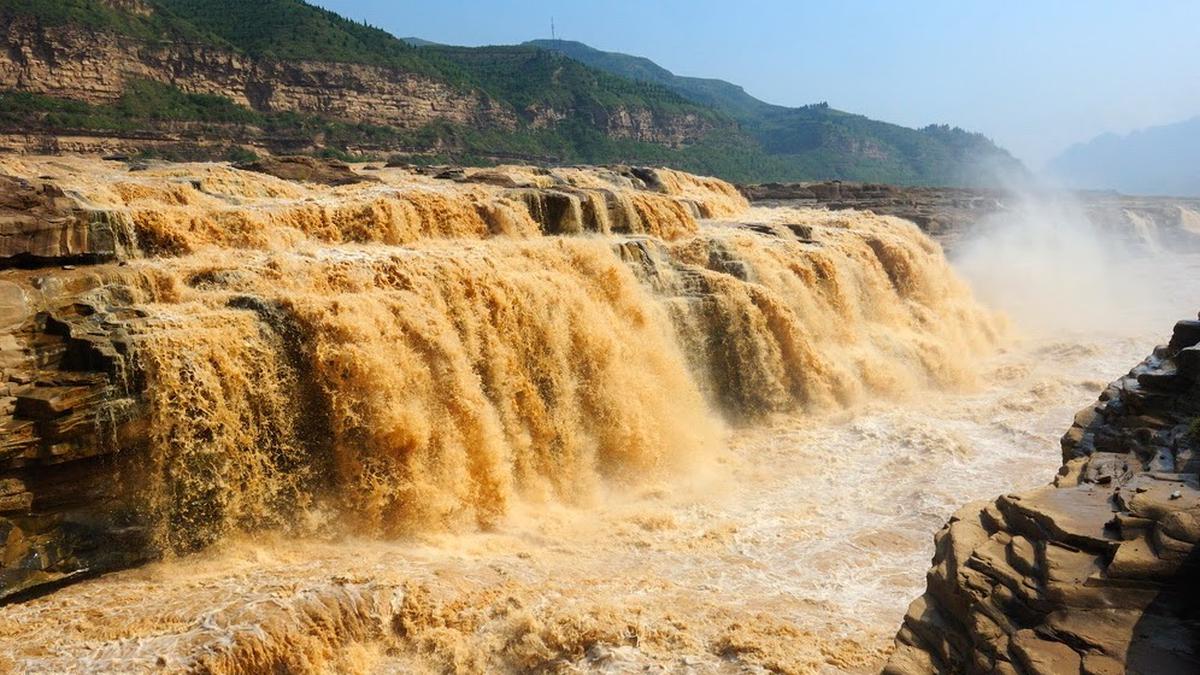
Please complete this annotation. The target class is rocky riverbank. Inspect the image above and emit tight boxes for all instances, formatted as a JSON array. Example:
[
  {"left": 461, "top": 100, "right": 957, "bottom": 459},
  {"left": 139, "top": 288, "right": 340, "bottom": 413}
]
[
  {"left": 741, "top": 180, "right": 1200, "bottom": 253},
  {"left": 887, "top": 317, "right": 1200, "bottom": 674}
]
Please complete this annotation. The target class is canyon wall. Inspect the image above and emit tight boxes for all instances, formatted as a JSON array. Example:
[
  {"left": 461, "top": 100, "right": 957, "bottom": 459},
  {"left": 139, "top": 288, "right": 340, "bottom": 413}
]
[
  {"left": 887, "top": 319, "right": 1200, "bottom": 674},
  {"left": 0, "top": 157, "right": 1000, "bottom": 600},
  {"left": 0, "top": 14, "right": 715, "bottom": 151},
  {"left": 0, "top": 15, "right": 511, "bottom": 130}
]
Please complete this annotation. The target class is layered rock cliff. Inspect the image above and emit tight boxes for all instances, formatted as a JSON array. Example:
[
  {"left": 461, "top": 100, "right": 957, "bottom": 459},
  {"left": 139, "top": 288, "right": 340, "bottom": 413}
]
[
  {"left": 741, "top": 181, "right": 1008, "bottom": 245},
  {"left": 887, "top": 319, "right": 1200, "bottom": 674},
  {"left": 0, "top": 9, "right": 722, "bottom": 153},
  {"left": 0, "top": 15, "right": 510, "bottom": 130}
]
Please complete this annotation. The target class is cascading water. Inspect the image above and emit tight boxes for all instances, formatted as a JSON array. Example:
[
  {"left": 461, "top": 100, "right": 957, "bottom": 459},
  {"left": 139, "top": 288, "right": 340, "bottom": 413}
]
[
  {"left": 0, "top": 157, "right": 1040, "bottom": 673},
  {"left": 0, "top": 157, "right": 1001, "bottom": 550}
]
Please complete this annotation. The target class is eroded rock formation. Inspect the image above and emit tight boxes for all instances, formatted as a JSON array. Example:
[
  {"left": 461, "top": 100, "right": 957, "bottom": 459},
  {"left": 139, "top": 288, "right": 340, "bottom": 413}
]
[
  {"left": 888, "top": 319, "right": 1200, "bottom": 674},
  {"left": 0, "top": 175, "right": 136, "bottom": 265},
  {"left": 0, "top": 297, "right": 150, "bottom": 599}
]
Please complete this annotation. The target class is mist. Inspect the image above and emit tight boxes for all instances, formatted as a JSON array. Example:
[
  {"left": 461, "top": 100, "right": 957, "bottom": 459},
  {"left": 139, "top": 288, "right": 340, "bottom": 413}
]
[{"left": 952, "top": 180, "right": 1200, "bottom": 340}]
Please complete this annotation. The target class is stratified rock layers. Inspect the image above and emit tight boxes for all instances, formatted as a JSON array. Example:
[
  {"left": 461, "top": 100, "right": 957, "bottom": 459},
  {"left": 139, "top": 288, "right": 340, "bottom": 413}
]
[
  {"left": 0, "top": 15, "right": 717, "bottom": 155},
  {"left": 888, "top": 320, "right": 1200, "bottom": 674}
]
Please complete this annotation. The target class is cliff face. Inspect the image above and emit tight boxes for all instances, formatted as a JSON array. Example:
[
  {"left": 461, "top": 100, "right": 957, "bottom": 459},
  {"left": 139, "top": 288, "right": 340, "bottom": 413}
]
[
  {"left": 602, "top": 106, "right": 716, "bottom": 147},
  {"left": 887, "top": 319, "right": 1200, "bottom": 674},
  {"left": 0, "top": 292, "right": 149, "bottom": 598},
  {"left": 0, "top": 14, "right": 718, "bottom": 153},
  {"left": 0, "top": 16, "right": 514, "bottom": 131}
]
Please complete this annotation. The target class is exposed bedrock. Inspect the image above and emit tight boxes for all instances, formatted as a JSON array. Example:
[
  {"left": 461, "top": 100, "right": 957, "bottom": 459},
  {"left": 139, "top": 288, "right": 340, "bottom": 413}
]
[
  {"left": 0, "top": 175, "right": 137, "bottom": 266},
  {"left": 0, "top": 14, "right": 716, "bottom": 153},
  {"left": 741, "top": 181, "right": 1007, "bottom": 244},
  {"left": 0, "top": 294, "right": 152, "bottom": 599},
  {"left": 887, "top": 318, "right": 1200, "bottom": 675},
  {"left": 742, "top": 180, "right": 1200, "bottom": 253}
]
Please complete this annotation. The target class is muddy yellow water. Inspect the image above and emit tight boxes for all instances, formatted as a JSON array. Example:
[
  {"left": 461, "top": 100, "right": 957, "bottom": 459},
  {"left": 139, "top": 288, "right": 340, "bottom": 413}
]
[
  {"left": 0, "top": 324, "right": 1178, "bottom": 674},
  {"left": 0, "top": 158, "right": 1193, "bottom": 674}
]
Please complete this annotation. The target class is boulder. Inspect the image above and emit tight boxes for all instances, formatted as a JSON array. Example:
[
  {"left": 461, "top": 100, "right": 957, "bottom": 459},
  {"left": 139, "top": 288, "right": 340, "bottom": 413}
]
[
  {"left": 235, "top": 156, "right": 375, "bottom": 186},
  {"left": 1167, "top": 319, "right": 1200, "bottom": 354},
  {"left": 0, "top": 176, "right": 124, "bottom": 266}
]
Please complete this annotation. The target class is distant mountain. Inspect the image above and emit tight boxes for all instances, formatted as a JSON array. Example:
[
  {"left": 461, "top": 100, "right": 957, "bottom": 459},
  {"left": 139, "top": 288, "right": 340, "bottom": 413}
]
[
  {"left": 0, "top": 0, "right": 1023, "bottom": 186},
  {"left": 527, "top": 39, "right": 772, "bottom": 120},
  {"left": 400, "top": 37, "right": 441, "bottom": 47},
  {"left": 528, "top": 39, "right": 1026, "bottom": 186},
  {"left": 1048, "top": 117, "right": 1200, "bottom": 197}
]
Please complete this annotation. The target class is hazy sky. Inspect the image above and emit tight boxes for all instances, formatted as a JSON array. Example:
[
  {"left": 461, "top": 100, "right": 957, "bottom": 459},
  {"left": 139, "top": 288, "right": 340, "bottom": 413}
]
[{"left": 315, "top": 1, "right": 1200, "bottom": 168}]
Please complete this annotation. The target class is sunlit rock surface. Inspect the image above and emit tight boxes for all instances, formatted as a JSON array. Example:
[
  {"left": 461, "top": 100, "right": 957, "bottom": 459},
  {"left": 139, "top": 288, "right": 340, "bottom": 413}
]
[{"left": 888, "top": 317, "right": 1200, "bottom": 675}]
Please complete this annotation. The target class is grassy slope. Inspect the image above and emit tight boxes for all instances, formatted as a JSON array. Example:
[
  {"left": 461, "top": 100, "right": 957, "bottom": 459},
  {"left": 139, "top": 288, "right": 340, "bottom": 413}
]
[
  {"left": 527, "top": 39, "right": 772, "bottom": 119},
  {"left": 0, "top": 0, "right": 217, "bottom": 41}
]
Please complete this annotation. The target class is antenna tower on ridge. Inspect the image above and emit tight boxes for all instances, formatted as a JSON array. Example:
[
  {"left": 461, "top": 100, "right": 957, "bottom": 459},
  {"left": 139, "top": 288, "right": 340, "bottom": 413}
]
[{"left": 551, "top": 16, "right": 556, "bottom": 41}]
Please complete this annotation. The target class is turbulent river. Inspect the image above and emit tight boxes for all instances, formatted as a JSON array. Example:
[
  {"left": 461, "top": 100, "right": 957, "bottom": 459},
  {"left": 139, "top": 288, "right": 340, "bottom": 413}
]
[
  {"left": 0, "top": 159, "right": 1196, "bottom": 674},
  {"left": 0, "top": 323, "right": 1182, "bottom": 674}
]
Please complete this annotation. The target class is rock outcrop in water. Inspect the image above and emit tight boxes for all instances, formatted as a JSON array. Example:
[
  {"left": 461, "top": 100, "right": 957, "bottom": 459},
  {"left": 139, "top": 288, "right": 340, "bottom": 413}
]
[
  {"left": 0, "top": 157, "right": 1001, "bottom": 601},
  {"left": 888, "top": 318, "right": 1200, "bottom": 674}
]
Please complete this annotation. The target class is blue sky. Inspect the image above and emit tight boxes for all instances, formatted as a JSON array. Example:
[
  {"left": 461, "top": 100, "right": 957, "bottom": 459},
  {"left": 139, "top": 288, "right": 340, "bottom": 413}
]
[{"left": 314, "top": 1, "right": 1200, "bottom": 167}]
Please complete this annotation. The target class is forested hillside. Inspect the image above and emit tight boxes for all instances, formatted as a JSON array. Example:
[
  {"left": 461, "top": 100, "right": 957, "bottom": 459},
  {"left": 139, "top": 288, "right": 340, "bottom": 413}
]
[{"left": 529, "top": 39, "right": 1025, "bottom": 185}]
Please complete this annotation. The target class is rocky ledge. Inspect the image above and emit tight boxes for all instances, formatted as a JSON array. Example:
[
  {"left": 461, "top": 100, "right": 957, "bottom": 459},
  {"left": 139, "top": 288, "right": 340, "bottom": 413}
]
[
  {"left": 741, "top": 180, "right": 1200, "bottom": 254},
  {"left": 887, "top": 318, "right": 1200, "bottom": 674},
  {"left": 739, "top": 181, "right": 1007, "bottom": 246}
]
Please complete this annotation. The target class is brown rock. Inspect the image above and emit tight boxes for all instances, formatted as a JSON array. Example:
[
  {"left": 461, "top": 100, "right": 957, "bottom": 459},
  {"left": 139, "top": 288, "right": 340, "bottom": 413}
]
[
  {"left": 999, "top": 485, "right": 1119, "bottom": 551},
  {"left": 1010, "top": 630, "right": 1081, "bottom": 675},
  {"left": 0, "top": 281, "right": 28, "bottom": 328},
  {"left": 1081, "top": 653, "right": 1124, "bottom": 675},
  {"left": 0, "top": 176, "right": 122, "bottom": 265},
  {"left": 1107, "top": 533, "right": 1184, "bottom": 578},
  {"left": 888, "top": 313, "right": 1200, "bottom": 675},
  {"left": 235, "top": 156, "right": 374, "bottom": 186}
]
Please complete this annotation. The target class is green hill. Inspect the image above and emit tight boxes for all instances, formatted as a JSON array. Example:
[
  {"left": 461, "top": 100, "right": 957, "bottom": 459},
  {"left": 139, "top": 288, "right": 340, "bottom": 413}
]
[
  {"left": 528, "top": 39, "right": 773, "bottom": 120},
  {"left": 527, "top": 39, "right": 1024, "bottom": 185},
  {"left": 0, "top": 0, "right": 1025, "bottom": 185}
]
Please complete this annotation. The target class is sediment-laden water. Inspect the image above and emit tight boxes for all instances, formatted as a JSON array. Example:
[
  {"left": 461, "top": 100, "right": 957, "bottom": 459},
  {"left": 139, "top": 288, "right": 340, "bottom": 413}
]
[{"left": 0, "top": 158, "right": 1193, "bottom": 674}]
